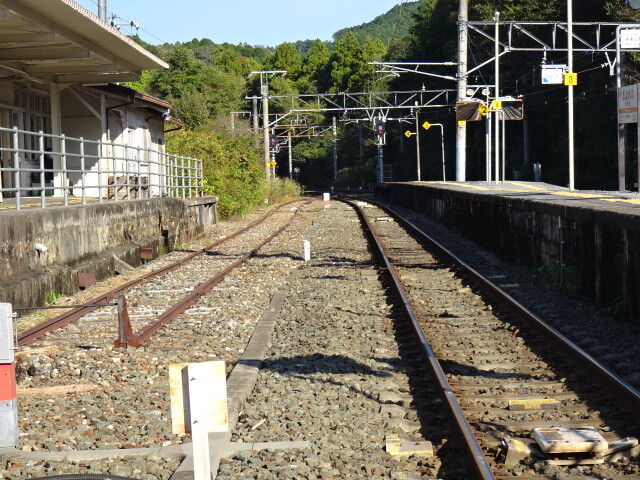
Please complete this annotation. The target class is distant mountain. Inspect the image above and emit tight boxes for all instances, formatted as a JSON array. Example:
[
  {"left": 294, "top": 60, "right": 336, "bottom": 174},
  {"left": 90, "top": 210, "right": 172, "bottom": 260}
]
[
  {"left": 332, "top": 2, "right": 419, "bottom": 46},
  {"left": 154, "top": 2, "right": 419, "bottom": 61},
  {"left": 293, "top": 1, "right": 418, "bottom": 55}
]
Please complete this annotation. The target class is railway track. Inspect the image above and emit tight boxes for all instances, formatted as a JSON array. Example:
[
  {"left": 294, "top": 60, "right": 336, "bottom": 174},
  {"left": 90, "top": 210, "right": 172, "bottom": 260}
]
[
  {"left": 19, "top": 199, "right": 311, "bottom": 349},
  {"left": 7, "top": 197, "right": 640, "bottom": 480},
  {"left": 351, "top": 198, "right": 640, "bottom": 480}
]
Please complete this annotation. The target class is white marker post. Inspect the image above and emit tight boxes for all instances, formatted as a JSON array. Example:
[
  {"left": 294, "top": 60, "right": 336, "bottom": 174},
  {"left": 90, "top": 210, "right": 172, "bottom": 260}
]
[
  {"left": 169, "top": 361, "right": 228, "bottom": 480},
  {"left": 303, "top": 240, "right": 311, "bottom": 261},
  {"left": 323, "top": 192, "right": 330, "bottom": 208}
]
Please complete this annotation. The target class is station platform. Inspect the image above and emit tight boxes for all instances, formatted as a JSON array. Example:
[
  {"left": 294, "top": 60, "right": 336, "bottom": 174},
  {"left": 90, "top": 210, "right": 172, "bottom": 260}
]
[
  {"left": 380, "top": 181, "right": 640, "bottom": 316},
  {"left": 389, "top": 180, "right": 640, "bottom": 216},
  {"left": 0, "top": 195, "right": 218, "bottom": 310},
  {"left": 0, "top": 196, "right": 135, "bottom": 212}
]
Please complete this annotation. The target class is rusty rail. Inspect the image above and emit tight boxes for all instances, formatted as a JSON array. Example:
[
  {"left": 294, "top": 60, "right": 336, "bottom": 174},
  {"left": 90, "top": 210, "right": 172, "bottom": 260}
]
[
  {"left": 115, "top": 202, "right": 308, "bottom": 347},
  {"left": 17, "top": 200, "right": 303, "bottom": 347},
  {"left": 346, "top": 198, "right": 496, "bottom": 480},
  {"left": 367, "top": 198, "right": 640, "bottom": 413},
  {"left": 347, "top": 195, "right": 640, "bottom": 479}
]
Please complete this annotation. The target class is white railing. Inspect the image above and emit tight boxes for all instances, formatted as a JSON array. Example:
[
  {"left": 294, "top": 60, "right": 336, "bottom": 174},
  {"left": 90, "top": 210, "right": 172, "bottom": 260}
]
[{"left": 0, "top": 126, "right": 203, "bottom": 210}]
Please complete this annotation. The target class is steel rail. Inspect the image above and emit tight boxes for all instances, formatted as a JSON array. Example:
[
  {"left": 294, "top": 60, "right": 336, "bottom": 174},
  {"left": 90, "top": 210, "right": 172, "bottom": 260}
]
[
  {"left": 368, "top": 198, "right": 640, "bottom": 413},
  {"left": 345, "top": 199, "right": 496, "bottom": 480},
  {"left": 17, "top": 200, "right": 303, "bottom": 346},
  {"left": 117, "top": 201, "right": 311, "bottom": 347}
]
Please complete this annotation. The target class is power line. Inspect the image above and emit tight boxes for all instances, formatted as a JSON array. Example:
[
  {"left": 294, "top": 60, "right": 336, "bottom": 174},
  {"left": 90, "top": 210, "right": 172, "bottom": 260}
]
[{"left": 79, "top": 0, "right": 168, "bottom": 45}]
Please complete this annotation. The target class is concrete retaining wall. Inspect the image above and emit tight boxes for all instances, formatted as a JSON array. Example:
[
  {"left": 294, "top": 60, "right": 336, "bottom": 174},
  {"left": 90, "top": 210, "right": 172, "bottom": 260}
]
[
  {"left": 0, "top": 197, "right": 217, "bottom": 310},
  {"left": 383, "top": 183, "right": 640, "bottom": 317}
]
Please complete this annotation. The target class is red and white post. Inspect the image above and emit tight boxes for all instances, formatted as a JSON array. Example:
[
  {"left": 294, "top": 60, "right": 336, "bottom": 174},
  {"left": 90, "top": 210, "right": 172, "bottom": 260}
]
[
  {"left": 323, "top": 192, "right": 330, "bottom": 208},
  {"left": 0, "top": 302, "right": 17, "bottom": 448}
]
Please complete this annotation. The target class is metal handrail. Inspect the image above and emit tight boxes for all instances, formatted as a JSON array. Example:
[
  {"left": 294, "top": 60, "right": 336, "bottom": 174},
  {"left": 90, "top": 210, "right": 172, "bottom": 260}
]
[{"left": 0, "top": 126, "right": 204, "bottom": 210}]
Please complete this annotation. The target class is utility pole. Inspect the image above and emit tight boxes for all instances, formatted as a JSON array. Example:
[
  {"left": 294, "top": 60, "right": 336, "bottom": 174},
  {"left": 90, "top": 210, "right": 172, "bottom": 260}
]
[
  {"left": 288, "top": 131, "right": 293, "bottom": 178},
  {"left": 415, "top": 110, "right": 421, "bottom": 181},
  {"left": 262, "top": 84, "right": 271, "bottom": 180},
  {"left": 456, "top": 0, "right": 469, "bottom": 181},
  {"left": 567, "top": 0, "right": 575, "bottom": 190},
  {"left": 251, "top": 70, "right": 286, "bottom": 181},
  {"left": 98, "top": 0, "right": 107, "bottom": 21},
  {"left": 494, "top": 11, "right": 501, "bottom": 182},
  {"left": 358, "top": 122, "right": 364, "bottom": 188},
  {"left": 616, "top": 28, "right": 626, "bottom": 192},
  {"left": 252, "top": 98, "right": 259, "bottom": 145},
  {"left": 332, "top": 116, "right": 338, "bottom": 179}
]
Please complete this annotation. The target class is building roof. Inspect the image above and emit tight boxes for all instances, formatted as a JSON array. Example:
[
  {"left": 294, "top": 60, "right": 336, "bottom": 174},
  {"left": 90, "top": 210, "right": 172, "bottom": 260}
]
[
  {"left": 90, "top": 83, "right": 186, "bottom": 129},
  {"left": 92, "top": 83, "right": 172, "bottom": 110},
  {"left": 0, "top": 0, "right": 168, "bottom": 85}
]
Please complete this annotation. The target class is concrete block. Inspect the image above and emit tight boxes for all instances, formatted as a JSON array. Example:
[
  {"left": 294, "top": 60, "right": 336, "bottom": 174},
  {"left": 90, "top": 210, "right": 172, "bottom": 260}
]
[
  {"left": 0, "top": 303, "right": 14, "bottom": 363},
  {"left": 0, "top": 399, "right": 18, "bottom": 448}
]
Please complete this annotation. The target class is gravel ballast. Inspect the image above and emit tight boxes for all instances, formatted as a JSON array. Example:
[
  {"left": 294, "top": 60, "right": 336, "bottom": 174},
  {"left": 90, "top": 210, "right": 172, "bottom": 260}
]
[{"left": 3, "top": 195, "right": 638, "bottom": 479}]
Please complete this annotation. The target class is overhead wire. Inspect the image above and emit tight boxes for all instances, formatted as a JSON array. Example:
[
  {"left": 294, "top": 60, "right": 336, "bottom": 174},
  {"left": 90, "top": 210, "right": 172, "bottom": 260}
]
[{"left": 77, "top": 0, "right": 168, "bottom": 45}]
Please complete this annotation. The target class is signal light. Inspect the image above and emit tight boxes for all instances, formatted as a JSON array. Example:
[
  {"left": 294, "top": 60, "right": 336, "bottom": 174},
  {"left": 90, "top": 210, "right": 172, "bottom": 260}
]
[{"left": 374, "top": 120, "right": 386, "bottom": 146}]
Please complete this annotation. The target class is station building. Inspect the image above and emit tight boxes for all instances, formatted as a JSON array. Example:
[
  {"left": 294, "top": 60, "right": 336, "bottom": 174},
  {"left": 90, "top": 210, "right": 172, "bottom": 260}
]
[{"left": 0, "top": 0, "right": 192, "bottom": 203}]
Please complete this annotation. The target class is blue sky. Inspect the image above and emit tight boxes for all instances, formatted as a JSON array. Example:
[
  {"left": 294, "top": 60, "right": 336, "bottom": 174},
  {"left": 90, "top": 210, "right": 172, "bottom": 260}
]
[{"left": 75, "top": 0, "right": 408, "bottom": 46}]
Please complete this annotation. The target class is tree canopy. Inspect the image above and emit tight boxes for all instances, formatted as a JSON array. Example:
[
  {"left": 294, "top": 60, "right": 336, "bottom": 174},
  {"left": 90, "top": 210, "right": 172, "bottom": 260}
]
[{"left": 128, "top": 0, "right": 640, "bottom": 193}]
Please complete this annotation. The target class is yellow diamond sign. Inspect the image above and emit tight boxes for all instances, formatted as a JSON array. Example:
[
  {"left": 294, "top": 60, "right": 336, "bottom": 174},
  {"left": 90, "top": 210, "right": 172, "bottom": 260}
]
[
  {"left": 404, "top": 130, "right": 413, "bottom": 138},
  {"left": 422, "top": 121, "right": 431, "bottom": 130}
]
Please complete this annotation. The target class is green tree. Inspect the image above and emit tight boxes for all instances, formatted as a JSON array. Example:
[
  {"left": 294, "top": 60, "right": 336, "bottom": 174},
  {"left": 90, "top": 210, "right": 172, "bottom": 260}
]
[
  {"left": 301, "top": 40, "right": 331, "bottom": 91},
  {"left": 214, "top": 47, "right": 260, "bottom": 76},
  {"left": 265, "top": 42, "right": 303, "bottom": 78},
  {"left": 150, "top": 46, "right": 204, "bottom": 98},
  {"left": 409, "top": 0, "right": 456, "bottom": 62},
  {"left": 170, "top": 88, "right": 210, "bottom": 129},
  {"left": 362, "top": 36, "right": 387, "bottom": 63},
  {"left": 167, "top": 129, "right": 265, "bottom": 218},
  {"left": 330, "top": 32, "right": 366, "bottom": 92},
  {"left": 123, "top": 70, "right": 154, "bottom": 93},
  {"left": 199, "top": 66, "right": 247, "bottom": 117}
]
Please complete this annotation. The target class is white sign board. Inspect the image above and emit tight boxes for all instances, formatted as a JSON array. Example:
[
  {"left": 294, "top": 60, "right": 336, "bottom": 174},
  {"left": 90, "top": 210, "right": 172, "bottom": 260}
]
[
  {"left": 620, "top": 28, "right": 640, "bottom": 49},
  {"left": 169, "top": 361, "right": 228, "bottom": 434},
  {"left": 541, "top": 65, "right": 566, "bottom": 85},
  {"left": 618, "top": 84, "right": 639, "bottom": 124}
]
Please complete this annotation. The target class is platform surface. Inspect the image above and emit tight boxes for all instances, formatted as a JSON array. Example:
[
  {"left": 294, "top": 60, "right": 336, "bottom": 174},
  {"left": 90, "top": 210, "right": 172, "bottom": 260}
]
[
  {"left": 0, "top": 195, "right": 103, "bottom": 213},
  {"left": 395, "top": 181, "right": 640, "bottom": 217}
]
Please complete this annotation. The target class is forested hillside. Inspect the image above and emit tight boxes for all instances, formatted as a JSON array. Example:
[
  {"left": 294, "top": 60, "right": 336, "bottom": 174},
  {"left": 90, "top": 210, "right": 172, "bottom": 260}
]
[
  {"left": 333, "top": 2, "right": 419, "bottom": 46},
  {"left": 129, "top": 0, "right": 640, "bottom": 201}
]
